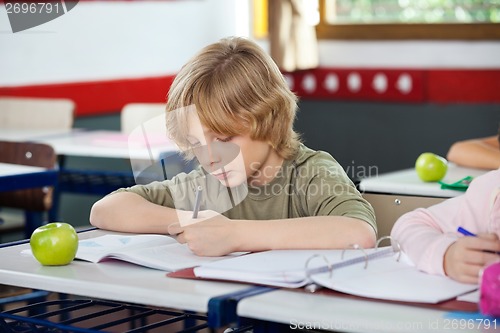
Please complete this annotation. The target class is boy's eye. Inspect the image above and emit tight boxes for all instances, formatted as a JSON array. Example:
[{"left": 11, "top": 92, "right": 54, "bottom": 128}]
[{"left": 216, "top": 136, "right": 234, "bottom": 143}]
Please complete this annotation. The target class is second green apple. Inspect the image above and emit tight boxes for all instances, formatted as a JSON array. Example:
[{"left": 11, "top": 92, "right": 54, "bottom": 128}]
[{"left": 415, "top": 152, "right": 448, "bottom": 182}]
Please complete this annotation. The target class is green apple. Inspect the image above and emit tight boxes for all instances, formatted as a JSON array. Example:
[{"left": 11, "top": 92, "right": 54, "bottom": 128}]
[
  {"left": 415, "top": 152, "right": 448, "bottom": 182},
  {"left": 30, "top": 222, "right": 79, "bottom": 266}
]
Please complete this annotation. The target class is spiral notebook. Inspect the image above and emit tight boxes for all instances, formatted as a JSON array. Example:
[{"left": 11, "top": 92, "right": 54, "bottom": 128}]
[{"left": 190, "top": 245, "right": 478, "bottom": 304}]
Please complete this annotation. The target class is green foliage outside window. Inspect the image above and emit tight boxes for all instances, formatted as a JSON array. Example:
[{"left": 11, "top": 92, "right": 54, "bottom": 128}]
[{"left": 325, "top": 0, "right": 500, "bottom": 24}]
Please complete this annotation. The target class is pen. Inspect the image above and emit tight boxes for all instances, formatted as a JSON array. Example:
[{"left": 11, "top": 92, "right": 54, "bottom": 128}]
[
  {"left": 457, "top": 227, "right": 477, "bottom": 237},
  {"left": 192, "top": 186, "right": 203, "bottom": 219}
]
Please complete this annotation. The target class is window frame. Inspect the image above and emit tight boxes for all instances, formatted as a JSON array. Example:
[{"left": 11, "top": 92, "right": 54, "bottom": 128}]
[{"left": 316, "top": 0, "right": 500, "bottom": 40}]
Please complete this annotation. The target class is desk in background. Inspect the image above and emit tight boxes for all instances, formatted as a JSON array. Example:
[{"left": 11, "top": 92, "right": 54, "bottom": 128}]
[
  {"left": 358, "top": 165, "right": 488, "bottom": 238},
  {"left": 0, "top": 128, "right": 178, "bottom": 165},
  {"left": 0, "top": 163, "right": 57, "bottom": 193},
  {"left": 0, "top": 129, "right": 183, "bottom": 221},
  {"left": 40, "top": 129, "right": 184, "bottom": 195},
  {"left": 0, "top": 128, "right": 79, "bottom": 143}
]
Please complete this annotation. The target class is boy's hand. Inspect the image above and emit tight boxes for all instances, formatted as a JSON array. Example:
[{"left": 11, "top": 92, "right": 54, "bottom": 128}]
[
  {"left": 168, "top": 211, "right": 237, "bottom": 256},
  {"left": 444, "top": 233, "right": 500, "bottom": 284},
  {"left": 176, "top": 209, "right": 221, "bottom": 227}
]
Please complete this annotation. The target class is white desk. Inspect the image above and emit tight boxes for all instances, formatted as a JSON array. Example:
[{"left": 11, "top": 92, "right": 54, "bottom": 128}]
[
  {"left": 0, "top": 128, "right": 78, "bottom": 142},
  {"left": 358, "top": 165, "right": 487, "bottom": 198},
  {"left": 0, "top": 129, "right": 178, "bottom": 161},
  {"left": 0, "top": 162, "right": 52, "bottom": 178},
  {"left": 0, "top": 162, "right": 58, "bottom": 192},
  {"left": 0, "top": 129, "right": 183, "bottom": 219},
  {"left": 237, "top": 289, "right": 488, "bottom": 333},
  {"left": 358, "top": 165, "right": 488, "bottom": 238},
  {"left": 40, "top": 130, "right": 178, "bottom": 161},
  {"left": 0, "top": 229, "right": 255, "bottom": 321}
]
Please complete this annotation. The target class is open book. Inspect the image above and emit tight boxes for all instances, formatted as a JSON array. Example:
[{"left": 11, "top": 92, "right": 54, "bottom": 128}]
[
  {"left": 192, "top": 246, "right": 478, "bottom": 304},
  {"left": 76, "top": 234, "right": 239, "bottom": 272}
]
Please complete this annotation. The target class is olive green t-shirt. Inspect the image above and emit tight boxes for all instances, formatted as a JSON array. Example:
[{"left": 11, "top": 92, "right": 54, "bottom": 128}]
[{"left": 113, "top": 144, "right": 377, "bottom": 233}]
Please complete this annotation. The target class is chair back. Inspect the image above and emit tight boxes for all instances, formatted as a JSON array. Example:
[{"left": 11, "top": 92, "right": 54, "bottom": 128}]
[
  {"left": 0, "top": 141, "right": 57, "bottom": 211},
  {"left": 120, "top": 103, "right": 166, "bottom": 135},
  {"left": 0, "top": 97, "right": 75, "bottom": 130}
]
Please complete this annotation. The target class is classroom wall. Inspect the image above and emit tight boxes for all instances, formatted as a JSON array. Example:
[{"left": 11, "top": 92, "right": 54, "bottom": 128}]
[
  {"left": 0, "top": 0, "right": 248, "bottom": 86},
  {"left": 1, "top": 1, "right": 500, "bottom": 108}
]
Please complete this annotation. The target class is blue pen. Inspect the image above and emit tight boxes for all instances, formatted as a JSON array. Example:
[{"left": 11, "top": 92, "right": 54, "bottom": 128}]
[{"left": 457, "top": 227, "right": 477, "bottom": 237}]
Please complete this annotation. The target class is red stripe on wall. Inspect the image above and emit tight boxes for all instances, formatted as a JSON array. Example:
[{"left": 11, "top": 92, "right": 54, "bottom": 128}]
[
  {"left": 0, "top": 75, "right": 175, "bottom": 116},
  {"left": 428, "top": 70, "right": 500, "bottom": 103},
  {"left": 0, "top": 69, "right": 499, "bottom": 116}
]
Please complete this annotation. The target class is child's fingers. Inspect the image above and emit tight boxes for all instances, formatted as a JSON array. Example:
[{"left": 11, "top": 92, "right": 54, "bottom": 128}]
[
  {"left": 178, "top": 210, "right": 219, "bottom": 227},
  {"left": 464, "top": 235, "right": 500, "bottom": 253},
  {"left": 474, "top": 234, "right": 500, "bottom": 254},
  {"left": 168, "top": 223, "right": 183, "bottom": 236},
  {"left": 175, "top": 232, "right": 186, "bottom": 244},
  {"left": 476, "top": 232, "right": 500, "bottom": 241}
]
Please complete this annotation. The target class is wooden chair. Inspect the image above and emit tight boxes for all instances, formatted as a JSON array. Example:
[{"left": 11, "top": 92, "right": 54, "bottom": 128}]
[{"left": 0, "top": 141, "right": 57, "bottom": 237}]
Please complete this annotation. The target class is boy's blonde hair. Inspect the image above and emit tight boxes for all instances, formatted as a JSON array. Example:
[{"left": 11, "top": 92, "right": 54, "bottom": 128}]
[{"left": 165, "top": 36, "right": 301, "bottom": 160}]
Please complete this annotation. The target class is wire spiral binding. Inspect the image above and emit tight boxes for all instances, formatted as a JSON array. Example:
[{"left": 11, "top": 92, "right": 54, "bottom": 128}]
[{"left": 303, "top": 236, "right": 403, "bottom": 293}]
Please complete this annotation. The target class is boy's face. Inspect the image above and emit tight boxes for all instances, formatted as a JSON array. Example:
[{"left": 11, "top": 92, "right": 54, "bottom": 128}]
[{"left": 185, "top": 111, "right": 276, "bottom": 187}]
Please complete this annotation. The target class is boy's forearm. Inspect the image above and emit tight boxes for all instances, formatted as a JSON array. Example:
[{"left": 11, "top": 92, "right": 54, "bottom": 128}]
[
  {"left": 89, "top": 192, "right": 177, "bottom": 234},
  {"left": 232, "top": 216, "right": 376, "bottom": 252}
]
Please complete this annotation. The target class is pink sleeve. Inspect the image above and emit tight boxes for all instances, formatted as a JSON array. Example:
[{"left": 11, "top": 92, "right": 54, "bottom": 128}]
[
  {"left": 391, "top": 169, "right": 500, "bottom": 276},
  {"left": 391, "top": 199, "right": 460, "bottom": 275},
  {"left": 490, "top": 186, "right": 500, "bottom": 234}
]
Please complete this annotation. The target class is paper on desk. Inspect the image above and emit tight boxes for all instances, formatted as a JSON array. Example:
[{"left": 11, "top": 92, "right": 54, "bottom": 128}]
[
  {"left": 23, "top": 234, "right": 242, "bottom": 272},
  {"left": 456, "top": 290, "right": 480, "bottom": 303},
  {"left": 194, "top": 248, "right": 478, "bottom": 303},
  {"left": 194, "top": 248, "right": 387, "bottom": 288}
]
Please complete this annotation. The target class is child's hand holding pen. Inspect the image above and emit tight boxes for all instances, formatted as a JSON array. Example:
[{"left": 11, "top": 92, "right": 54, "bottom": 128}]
[
  {"left": 167, "top": 186, "right": 237, "bottom": 256},
  {"left": 174, "top": 186, "right": 209, "bottom": 227},
  {"left": 443, "top": 227, "right": 500, "bottom": 284},
  {"left": 168, "top": 210, "right": 233, "bottom": 256}
]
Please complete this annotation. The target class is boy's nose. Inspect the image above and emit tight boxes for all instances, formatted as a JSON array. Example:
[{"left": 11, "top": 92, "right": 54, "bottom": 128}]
[
  {"left": 193, "top": 143, "right": 221, "bottom": 170},
  {"left": 195, "top": 142, "right": 240, "bottom": 172},
  {"left": 207, "top": 142, "right": 222, "bottom": 167}
]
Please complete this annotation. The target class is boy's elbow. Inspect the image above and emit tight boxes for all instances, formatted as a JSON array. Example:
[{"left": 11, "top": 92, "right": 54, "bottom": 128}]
[
  {"left": 362, "top": 230, "right": 377, "bottom": 249},
  {"left": 356, "top": 221, "right": 377, "bottom": 249},
  {"left": 89, "top": 199, "right": 106, "bottom": 229}
]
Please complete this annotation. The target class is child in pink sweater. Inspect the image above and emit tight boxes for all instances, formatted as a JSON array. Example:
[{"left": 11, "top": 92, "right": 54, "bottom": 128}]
[{"left": 391, "top": 167, "right": 500, "bottom": 284}]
